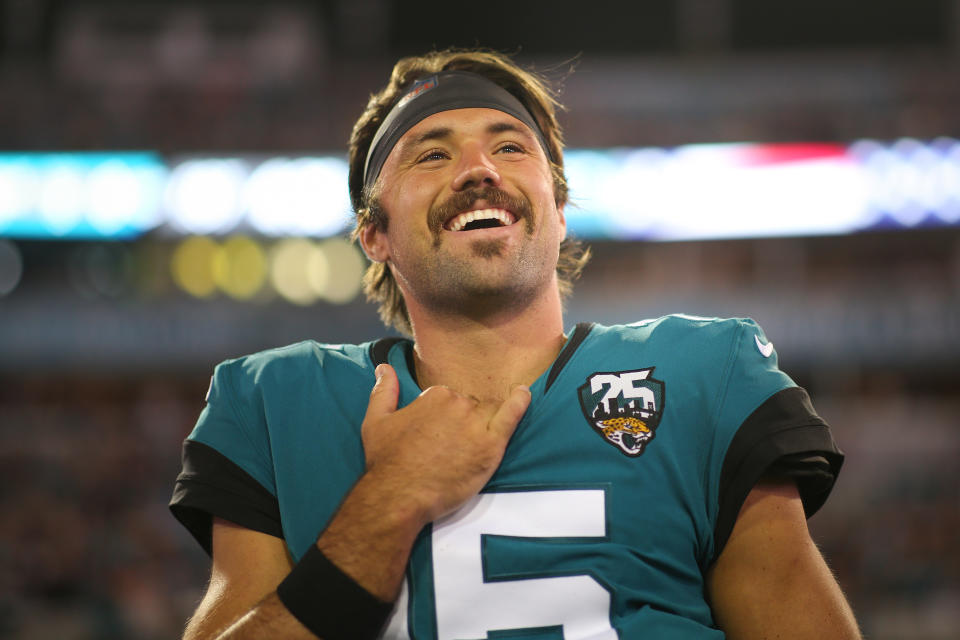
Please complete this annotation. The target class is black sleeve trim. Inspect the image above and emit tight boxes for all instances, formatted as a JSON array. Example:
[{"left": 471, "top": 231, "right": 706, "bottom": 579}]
[
  {"left": 713, "top": 386, "right": 844, "bottom": 562},
  {"left": 169, "top": 439, "right": 283, "bottom": 556}
]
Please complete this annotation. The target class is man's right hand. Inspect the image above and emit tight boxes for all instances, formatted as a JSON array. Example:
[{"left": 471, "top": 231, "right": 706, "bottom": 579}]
[
  {"left": 361, "top": 363, "right": 531, "bottom": 524},
  {"left": 314, "top": 363, "right": 530, "bottom": 602},
  {"left": 182, "top": 364, "right": 531, "bottom": 639}
]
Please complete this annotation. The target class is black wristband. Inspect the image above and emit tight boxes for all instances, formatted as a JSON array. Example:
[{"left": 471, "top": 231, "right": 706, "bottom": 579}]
[{"left": 276, "top": 544, "right": 395, "bottom": 640}]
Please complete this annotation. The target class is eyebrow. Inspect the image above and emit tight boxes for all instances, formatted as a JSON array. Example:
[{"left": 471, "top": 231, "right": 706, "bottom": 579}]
[
  {"left": 486, "top": 121, "right": 531, "bottom": 137},
  {"left": 409, "top": 126, "right": 454, "bottom": 148},
  {"left": 407, "top": 120, "right": 535, "bottom": 149}
]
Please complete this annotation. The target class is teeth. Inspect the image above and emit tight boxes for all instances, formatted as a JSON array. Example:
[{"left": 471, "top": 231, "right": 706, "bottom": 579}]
[{"left": 448, "top": 208, "right": 516, "bottom": 232}]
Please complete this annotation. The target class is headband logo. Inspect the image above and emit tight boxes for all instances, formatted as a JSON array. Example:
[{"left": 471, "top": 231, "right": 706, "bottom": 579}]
[{"left": 397, "top": 75, "right": 439, "bottom": 109}]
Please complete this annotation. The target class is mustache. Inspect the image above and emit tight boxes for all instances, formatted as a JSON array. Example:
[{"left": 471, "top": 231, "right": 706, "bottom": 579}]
[{"left": 427, "top": 187, "right": 533, "bottom": 236}]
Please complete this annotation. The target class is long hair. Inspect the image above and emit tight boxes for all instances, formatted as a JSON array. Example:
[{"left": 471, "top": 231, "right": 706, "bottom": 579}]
[{"left": 348, "top": 49, "right": 590, "bottom": 335}]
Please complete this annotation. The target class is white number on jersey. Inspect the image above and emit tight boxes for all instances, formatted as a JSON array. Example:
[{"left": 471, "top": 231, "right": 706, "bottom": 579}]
[{"left": 381, "top": 488, "right": 617, "bottom": 640}]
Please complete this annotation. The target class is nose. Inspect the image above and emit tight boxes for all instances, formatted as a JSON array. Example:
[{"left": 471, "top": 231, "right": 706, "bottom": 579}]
[{"left": 451, "top": 145, "right": 501, "bottom": 191}]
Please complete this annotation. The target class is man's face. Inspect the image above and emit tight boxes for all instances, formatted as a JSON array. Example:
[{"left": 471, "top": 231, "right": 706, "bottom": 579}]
[{"left": 361, "top": 107, "right": 566, "bottom": 320}]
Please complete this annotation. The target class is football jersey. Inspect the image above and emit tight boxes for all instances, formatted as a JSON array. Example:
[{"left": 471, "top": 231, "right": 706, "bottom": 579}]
[{"left": 170, "top": 316, "right": 843, "bottom": 639}]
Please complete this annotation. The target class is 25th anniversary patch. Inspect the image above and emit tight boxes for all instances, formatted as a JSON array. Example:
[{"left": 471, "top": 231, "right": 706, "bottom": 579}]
[{"left": 577, "top": 368, "right": 665, "bottom": 457}]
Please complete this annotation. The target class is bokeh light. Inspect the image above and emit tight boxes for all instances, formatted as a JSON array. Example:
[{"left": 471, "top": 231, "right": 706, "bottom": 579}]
[
  {"left": 0, "top": 163, "right": 37, "bottom": 225},
  {"left": 311, "top": 237, "right": 366, "bottom": 304},
  {"left": 270, "top": 237, "right": 322, "bottom": 305},
  {"left": 86, "top": 160, "right": 162, "bottom": 236},
  {"left": 67, "top": 243, "right": 134, "bottom": 299},
  {"left": 244, "top": 157, "right": 351, "bottom": 237},
  {"left": 213, "top": 235, "right": 267, "bottom": 300},
  {"left": 38, "top": 164, "right": 85, "bottom": 235},
  {"left": 165, "top": 159, "right": 246, "bottom": 234},
  {"left": 0, "top": 239, "right": 23, "bottom": 296},
  {"left": 171, "top": 236, "right": 219, "bottom": 298}
]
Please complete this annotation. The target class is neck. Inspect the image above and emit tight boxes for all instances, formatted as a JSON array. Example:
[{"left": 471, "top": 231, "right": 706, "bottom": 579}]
[{"left": 407, "top": 291, "right": 567, "bottom": 407}]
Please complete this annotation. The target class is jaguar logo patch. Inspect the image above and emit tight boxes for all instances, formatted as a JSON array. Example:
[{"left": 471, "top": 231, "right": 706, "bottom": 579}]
[{"left": 577, "top": 368, "right": 665, "bottom": 457}]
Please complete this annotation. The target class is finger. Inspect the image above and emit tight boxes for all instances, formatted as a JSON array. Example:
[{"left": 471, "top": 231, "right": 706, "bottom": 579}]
[
  {"left": 488, "top": 385, "right": 531, "bottom": 437},
  {"left": 366, "top": 363, "right": 399, "bottom": 418}
]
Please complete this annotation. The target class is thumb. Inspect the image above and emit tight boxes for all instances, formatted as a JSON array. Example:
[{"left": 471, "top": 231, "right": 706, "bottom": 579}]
[
  {"left": 366, "top": 363, "right": 399, "bottom": 419},
  {"left": 489, "top": 385, "right": 531, "bottom": 439}
]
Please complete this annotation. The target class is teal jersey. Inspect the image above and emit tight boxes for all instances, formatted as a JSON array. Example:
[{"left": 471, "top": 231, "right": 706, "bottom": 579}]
[{"left": 171, "top": 316, "right": 843, "bottom": 639}]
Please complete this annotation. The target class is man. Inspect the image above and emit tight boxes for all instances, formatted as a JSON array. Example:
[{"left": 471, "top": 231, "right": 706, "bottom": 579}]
[{"left": 170, "top": 49, "right": 861, "bottom": 639}]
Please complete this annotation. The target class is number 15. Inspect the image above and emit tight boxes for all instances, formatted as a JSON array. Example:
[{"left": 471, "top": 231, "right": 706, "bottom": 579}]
[{"left": 381, "top": 489, "right": 617, "bottom": 640}]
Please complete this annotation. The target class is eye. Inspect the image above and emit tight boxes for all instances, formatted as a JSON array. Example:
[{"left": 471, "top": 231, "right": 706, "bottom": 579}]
[
  {"left": 417, "top": 149, "right": 449, "bottom": 163},
  {"left": 496, "top": 143, "right": 526, "bottom": 154}
]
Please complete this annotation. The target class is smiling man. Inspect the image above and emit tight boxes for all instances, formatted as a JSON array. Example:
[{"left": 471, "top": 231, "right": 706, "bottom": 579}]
[
  {"left": 363, "top": 107, "right": 563, "bottom": 330},
  {"left": 170, "top": 50, "right": 862, "bottom": 640}
]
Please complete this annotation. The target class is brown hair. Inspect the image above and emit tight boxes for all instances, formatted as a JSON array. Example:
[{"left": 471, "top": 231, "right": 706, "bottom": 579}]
[{"left": 349, "top": 49, "right": 590, "bottom": 335}]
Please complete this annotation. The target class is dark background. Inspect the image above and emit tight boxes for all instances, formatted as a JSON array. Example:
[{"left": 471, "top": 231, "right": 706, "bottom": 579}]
[{"left": 1, "top": 1, "right": 958, "bottom": 638}]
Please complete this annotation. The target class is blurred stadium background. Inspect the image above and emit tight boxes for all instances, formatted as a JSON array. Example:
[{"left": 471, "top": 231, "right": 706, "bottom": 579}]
[{"left": 1, "top": 1, "right": 958, "bottom": 638}]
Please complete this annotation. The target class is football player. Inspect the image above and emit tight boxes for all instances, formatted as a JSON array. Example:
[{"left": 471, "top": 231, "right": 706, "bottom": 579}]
[{"left": 171, "top": 49, "right": 861, "bottom": 640}]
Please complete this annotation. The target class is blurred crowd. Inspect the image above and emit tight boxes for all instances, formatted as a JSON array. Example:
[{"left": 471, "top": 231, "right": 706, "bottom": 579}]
[
  {"left": 2, "top": 368, "right": 957, "bottom": 640},
  {"left": 811, "top": 388, "right": 960, "bottom": 638},
  {"left": 1, "top": 374, "right": 209, "bottom": 640}
]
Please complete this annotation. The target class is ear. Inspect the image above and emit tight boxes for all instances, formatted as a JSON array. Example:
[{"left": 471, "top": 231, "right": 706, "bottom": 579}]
[
  {"left": 358, "top": 223, "right": 390, "bottom": 263},
  {"left": 556, "top": 202, "right": 567, "bottom": 242}
]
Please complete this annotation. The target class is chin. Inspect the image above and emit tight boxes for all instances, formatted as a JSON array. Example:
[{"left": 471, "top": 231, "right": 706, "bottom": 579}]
[{"left": 469, "top": 239, "right": 508, "bottom": 259}]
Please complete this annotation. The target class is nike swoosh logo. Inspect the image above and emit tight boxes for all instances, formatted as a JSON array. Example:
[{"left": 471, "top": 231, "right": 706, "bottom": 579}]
[{"left": 755, "top": 334, "right": 774, "bottom": 358}]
